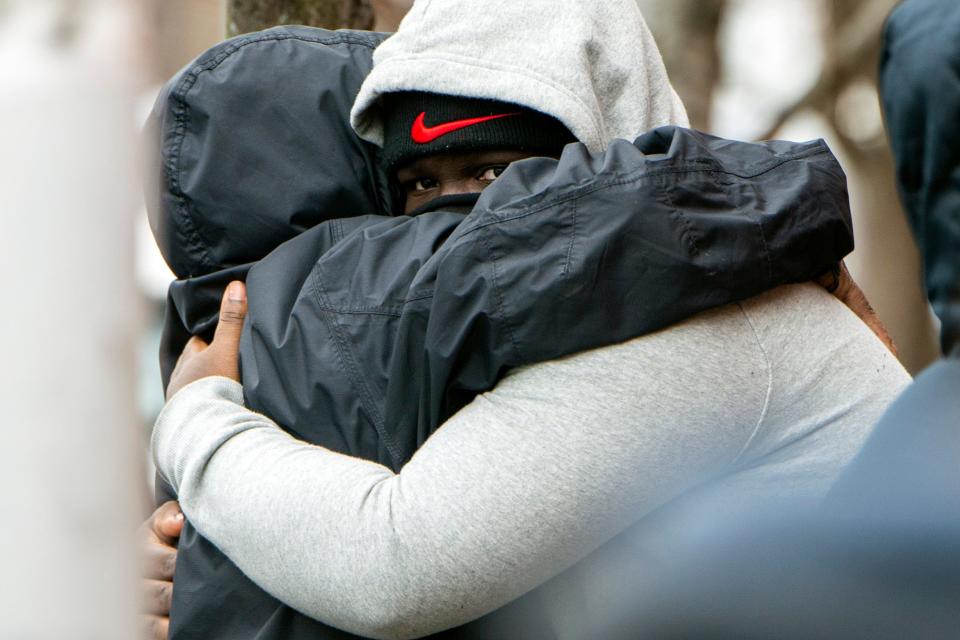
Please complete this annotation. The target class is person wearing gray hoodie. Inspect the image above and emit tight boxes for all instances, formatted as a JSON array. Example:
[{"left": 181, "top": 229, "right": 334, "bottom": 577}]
[{"left": 152, "top": 1, "right": 909, "bottom": 638}]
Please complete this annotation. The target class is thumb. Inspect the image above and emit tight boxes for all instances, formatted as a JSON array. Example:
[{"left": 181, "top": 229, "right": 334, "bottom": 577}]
[
  {"left": 144, "top": 501, "right": 184, "bottom": 546},
  {"left": 153, "top": 501, "right": 185, "bottom": 543},
  {"left": 213, "top": 281, "right": 248, "bottom": 347}
]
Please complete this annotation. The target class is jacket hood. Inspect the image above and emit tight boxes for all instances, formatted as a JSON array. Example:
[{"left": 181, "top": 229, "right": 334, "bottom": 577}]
[
  {"left": 146, "top": 27, "right": 391, "bottom": 281},
  {"left": 351, "top": 0, "right": 689, "bottom": 153},
  {"left": 145, "top": 27, "right": 393, "bottom": 388}
]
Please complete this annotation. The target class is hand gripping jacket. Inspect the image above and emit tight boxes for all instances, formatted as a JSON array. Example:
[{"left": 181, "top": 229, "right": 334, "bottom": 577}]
[{"left": 147, "top": 26, "right": 854, "bottom": 640}]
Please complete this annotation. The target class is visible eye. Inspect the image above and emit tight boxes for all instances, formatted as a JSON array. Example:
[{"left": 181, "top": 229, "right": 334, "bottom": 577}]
[
  {"left": 479, "top": 165, "right": 508, "bottom": 182},
  {"left": 407, "top": 177, "right": 439, "bottom": 193}
]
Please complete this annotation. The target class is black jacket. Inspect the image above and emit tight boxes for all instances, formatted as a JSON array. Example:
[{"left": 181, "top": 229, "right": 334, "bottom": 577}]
[
  {"left": 148, "top": 26, "right": 854, "bottom": 640},
  {"left": 880, "top": 0, "right": 960, "bottom": 356}
]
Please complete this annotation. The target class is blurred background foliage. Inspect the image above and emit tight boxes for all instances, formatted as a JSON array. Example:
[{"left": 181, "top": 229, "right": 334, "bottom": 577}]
[{"left": 226, "top": 0, "right": 374, "bottom": 34}]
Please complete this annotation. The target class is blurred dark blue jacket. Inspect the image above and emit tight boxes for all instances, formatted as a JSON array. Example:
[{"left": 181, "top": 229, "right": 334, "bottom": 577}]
[{"left": 881, "top": 0, "right": 960, "bottom": 356}]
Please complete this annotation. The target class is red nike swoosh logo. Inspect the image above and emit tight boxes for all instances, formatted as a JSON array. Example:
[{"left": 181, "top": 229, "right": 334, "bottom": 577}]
[{"left": 411, "top": 111, "right": 520, "bottom": 144}]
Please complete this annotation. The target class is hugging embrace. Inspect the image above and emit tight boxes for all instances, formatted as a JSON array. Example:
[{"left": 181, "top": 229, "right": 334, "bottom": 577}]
[{"left": 144, "top": 1, "right": 907, "bottom": 639}]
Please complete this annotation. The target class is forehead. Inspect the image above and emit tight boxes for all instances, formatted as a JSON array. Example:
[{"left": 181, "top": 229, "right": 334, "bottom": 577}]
[{"left": 395, "top": 149, "right": 537, "bottom": 179}]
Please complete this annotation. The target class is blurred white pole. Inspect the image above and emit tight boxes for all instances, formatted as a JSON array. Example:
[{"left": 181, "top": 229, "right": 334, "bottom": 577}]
[{"left": 0, "top": 1, "right": 147, "bottom": 637}]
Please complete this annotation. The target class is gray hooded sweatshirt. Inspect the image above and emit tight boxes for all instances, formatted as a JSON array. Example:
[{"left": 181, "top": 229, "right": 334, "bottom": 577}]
[{"left": 153, "top": 1, "right": 910, "bottom": 638}]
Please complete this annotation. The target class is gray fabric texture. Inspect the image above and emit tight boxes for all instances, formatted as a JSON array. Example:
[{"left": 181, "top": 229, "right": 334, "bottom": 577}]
[
  {"left": 153, "top": 284, "right": 909, "bottom": 640},
  {"left": 350, "top": 0, "right": 689, "bottom": 152}
]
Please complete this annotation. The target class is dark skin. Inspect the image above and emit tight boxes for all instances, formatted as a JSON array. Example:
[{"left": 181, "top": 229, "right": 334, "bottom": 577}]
[
  {"left": 140, "top": 501, "right": 183, "bottom": 639},
  {"left": 141, "top": 152, "right": 897, "bottom": 639},
  {"left": 397, "top": 149, "right": 536, "bottom": 215}
]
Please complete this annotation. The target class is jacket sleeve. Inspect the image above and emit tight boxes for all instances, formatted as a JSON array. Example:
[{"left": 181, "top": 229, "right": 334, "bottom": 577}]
[
  {"left": 392, "top": 127, "right": 855, "bottom": 452},
  {"left": 448, "top": 129, "right": 855, "bottom": 371}
]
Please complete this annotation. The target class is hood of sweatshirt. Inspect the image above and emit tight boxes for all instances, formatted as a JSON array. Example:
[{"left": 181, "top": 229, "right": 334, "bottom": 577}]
[{"left": 351, "top": 0, "right": 689, "bottom": 152}]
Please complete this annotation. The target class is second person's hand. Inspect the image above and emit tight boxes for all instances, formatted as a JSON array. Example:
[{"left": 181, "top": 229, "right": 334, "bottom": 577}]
[
  {"left": 140, "top": 501, "right": 184, "bottom": 640},
  {"left": 166, "top": 281, "right": 248, "bottom": 400}
]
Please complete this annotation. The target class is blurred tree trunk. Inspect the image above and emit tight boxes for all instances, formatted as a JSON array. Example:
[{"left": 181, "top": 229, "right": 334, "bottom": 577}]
[
  {"left": 370, "top": 0, "right": 412, "bottom": 31},
  {"left": 636, "top": 0, "right": 727, "bottom": 130},
  {"left": 227, "top": 0, "right": 373, "bottom": 36},
  {"left": 153, "top": 0, "right": 226, "bottom": 81}
]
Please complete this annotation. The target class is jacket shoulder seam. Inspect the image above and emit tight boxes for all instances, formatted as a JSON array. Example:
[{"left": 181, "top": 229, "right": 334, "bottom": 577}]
[
  {"left": 479, "top": 228, "right": 526, "bottom": 364},
  {"left": 310, "top": 263, "right": 404, "bottom": 466}
]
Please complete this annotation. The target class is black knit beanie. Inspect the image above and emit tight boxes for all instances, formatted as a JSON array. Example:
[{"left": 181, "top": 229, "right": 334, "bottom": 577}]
[{"left": 381, "top": 92, "right": 576, "bottom": 174}]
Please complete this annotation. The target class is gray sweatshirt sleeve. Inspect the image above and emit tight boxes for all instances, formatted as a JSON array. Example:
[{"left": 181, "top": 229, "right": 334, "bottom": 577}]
[{"left": 153, "top": 301, "right": 770, "bottom": 639}]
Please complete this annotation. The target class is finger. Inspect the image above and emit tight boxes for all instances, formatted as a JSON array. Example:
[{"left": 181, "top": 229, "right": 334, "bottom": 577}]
[
  {"left": 868, "top": 318, "right": 898, "bottom": 357},
  {"left": 829, "top": 265, "right": 899, "bottom": 357},
  {"left": 143, "top": 542, "right": 178, "bottom": 581},
  {"left": 142, "top": 579, "right": 174, "bottom": 617},
  {"left": 847, "top": 286, "right": 899, "bottom": 357},
  {"left": 150, "top": 501, "right": 185, "bottom": 545},
  {"left": 143, "top": 615, "right": 169, "bottom": 640},
  {"left": 213, "top": 281, "right": 248, "bottom": 347}
]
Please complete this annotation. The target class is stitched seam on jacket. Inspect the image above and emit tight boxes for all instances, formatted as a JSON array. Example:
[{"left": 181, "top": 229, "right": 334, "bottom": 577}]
[
  {"left": 310, "top": 263, "right": 404, "bottom": 466},
  {"left": 166, "top": 71, "right": 216, "bottom": 273},
  {"left": 755, "top": 209, "right": 775, "bottom": 287},
  {"left": 316, "top": 293, "right": 434, "bottom": 314},
  {"left": 562, "top": 200, "right": 577, "bottom": 277},
  {"left": 458, "top": 146, "right": 832, "bottom": 237},
  {"left": 481, "top": 228, "right": 525, "bottom": 363},
  {"left": 314, "top": 306, "right": 404, "bottom": 318},
  {"left": 663, "top": 181, "right": 704, "bottom": 258},
  {"left": 165, "top": 30, "right": 380, "bottom": 272}
]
